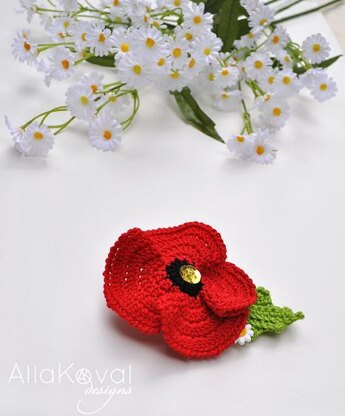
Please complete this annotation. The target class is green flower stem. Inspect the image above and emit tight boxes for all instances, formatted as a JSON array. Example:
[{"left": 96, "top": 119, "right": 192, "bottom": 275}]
[
  {"left": 275, "top": 0, "right": 304, "bottom": 14},
  {"left": 21, "top": 106, "right": 67, "bottom": 130},
  {"left": 121, "top": 91, "right": 140, "bottom": 131},
  {"left": 54, "top": 117, "right": 76, "bottom": 135},
  {"left": 273, "top": 0, "right": 344, "bottom": 25}
]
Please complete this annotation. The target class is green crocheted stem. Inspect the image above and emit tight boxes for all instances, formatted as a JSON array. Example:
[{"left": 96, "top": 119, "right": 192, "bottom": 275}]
[{"left": 248, "top": 287, "right": 304, "bottom": 341}]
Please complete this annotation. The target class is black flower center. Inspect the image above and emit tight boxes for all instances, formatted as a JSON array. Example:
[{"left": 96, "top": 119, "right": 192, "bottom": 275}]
[{"left": 166, "top": 258, "right": 203, "bottom": 297}]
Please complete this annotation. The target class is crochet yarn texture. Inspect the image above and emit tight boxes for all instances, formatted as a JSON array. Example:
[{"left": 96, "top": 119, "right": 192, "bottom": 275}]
[{"left": 103, "top": 222, "right": 304, "bottom": 358}]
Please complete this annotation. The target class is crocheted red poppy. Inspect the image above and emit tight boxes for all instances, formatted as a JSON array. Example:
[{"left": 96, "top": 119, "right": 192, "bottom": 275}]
[{"left": 103, "top": 222, "right": 258, "bottom": 358}]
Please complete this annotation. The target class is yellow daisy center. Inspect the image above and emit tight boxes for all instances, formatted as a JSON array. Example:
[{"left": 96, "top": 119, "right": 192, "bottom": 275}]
[
  {"left": 103, "top": 130, "right": 112, "bottom": 140},
  {"left": 80, "top": 96, "right": 89, "bottom": 105},
  {"left": 61, "top": 59, "right": 70, "bottom": 69},
  {"left": 174, "top": 0, "right": 181, "bottom": 5},
  {"left": 81, "top": 33, "right": 86, "bottom": 42},
  {"left": 34, "top": 132, "right": 44, "bottom": 140},
  {"left": 146, "top": 37, "right": 155, "bottom": 48},
  {"left": 208, "top": 73, "right": 215, "bottom": 81},
  {"left": 120, "top": 43, "right": 129, "bottom": 52},
  {"left": 157, "top": 58, "right": 165, "bottom": 66},
  {"left": 133, "top": 65, "right": 142, "bottom": 75},
  {"left": 256, "top": 145, "right": 265, "bottom": 155},
  {"left": 283, "top": 76, "right": 291, "bottom": 85},
  {"left": 221, "top": 68, "right": 229, "bottom": 76},
  {"left": 173, "top": 47, "right": 182, "bottom": 58},
  {"left": 313, "top": 43, "right": 321, "bottom": 52},
  {"left": 320, "top": 83, "right": 328, "bottom": 91},
  {"left": 260, "top": 18, "right": 267, "bottom": 25},
  {"left": 185, "top": 32, "right": 193, "bottom": 41},
  {"left": 204, "top": 48, "right": 211, "bottom": 56},
  {"left": 98, "top": 33, "right": 106, "bottom": 43},
  {"left": 188, "top": 58, "right": 196, "bottom": 68},
  {"left": 268, "top": 76, "right": 275, "bottom": 84},
  {"left": 170, "top": 72, "right": 180, "bottom": 79},
  {"left": 254, "top": 60, "right": 263, "bottom": 69},
  {"left": 193, "top": 15, "right": 202, "bottom": 24},
  {"left": 272, "top": 107, "right": 281, "bottom": 117},
  {"left": 272, "top": 35, "right": 280, "bottom": 44},
  {"left": 24, "top": 42, "right": 31, "bottom": 51},
  {"left": 236, "top": 135, "right": 245, "bottom": 143},
  {"left": 91, "top": 84, "right": 98, "bottom": 93}
]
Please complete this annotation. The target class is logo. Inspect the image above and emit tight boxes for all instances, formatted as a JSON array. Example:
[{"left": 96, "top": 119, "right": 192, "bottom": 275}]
[{"left": 8, "top": 362, "right": 132, "bottom": 414}]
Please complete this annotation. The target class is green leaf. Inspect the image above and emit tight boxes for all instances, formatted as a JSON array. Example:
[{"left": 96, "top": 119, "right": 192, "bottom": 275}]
[
  {"left": 171, "top": 87, "right": 224, "bottom": 143},
  {"left": 217, "top": 0, "right": 245, "bottom": 51},
  {"left": 87, "top": 55, "right": 115, "bottom": 67},
  {"left": 248, "top": 287, "right": 304, "bottom": 341},
  {"left": 294, "top": 54, "right": 342, "bottom": 75}
]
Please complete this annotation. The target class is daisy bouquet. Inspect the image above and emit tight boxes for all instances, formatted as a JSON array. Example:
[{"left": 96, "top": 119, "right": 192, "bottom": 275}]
[{"left": 6, "top": 0, "right": 342, "bottom": 163}]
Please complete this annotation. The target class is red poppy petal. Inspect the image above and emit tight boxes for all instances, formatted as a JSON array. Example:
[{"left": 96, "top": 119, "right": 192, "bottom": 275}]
[
  {"left": 145, "top": 222, "right": 227, "bottom": 268},
  {"left": 201, "top": 262, "right": 257, "bottom": 318},
  {"left": 104, "top": 228, "right": 170, "bottom": 334},
  {"left": 158, "top": 290, "right": 248, "bottom": 358}
]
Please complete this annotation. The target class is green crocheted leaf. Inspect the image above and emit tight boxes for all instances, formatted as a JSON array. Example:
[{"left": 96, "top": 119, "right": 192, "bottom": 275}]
[{"left": 248, "top": 287, "right": 304, "bottom": 341}]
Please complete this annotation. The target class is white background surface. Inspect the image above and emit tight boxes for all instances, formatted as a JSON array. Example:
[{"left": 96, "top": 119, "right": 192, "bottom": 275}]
[{"left": 1, "top": 2, "right": 345, "bottom": 415}]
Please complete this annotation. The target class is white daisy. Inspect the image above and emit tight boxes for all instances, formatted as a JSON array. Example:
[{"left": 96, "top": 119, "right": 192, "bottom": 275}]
[
  {"left": 240, "top": 0, "right": 259, "bottom": 14},
  {"left": 65, "top": 85, "right": 97, "bottom": 121},
  {"left": 56, "top": 0, "right": 79, "bottom": 11},
  {"left": 69, "top": 21, "right": 92, "bottom": 50},
  {"left": 88, "top": 110, "right": 122, "bottom": 151},
  {"left": 116, "top": 53, "right": 152, "bottom": 89},
  {"left": 275, "top": 68, "right": 301, "bottom": 97},
  {"left": 174, "top": 25, "right": 198, "bottom": 44},
  {"left": 183, "top": 2, "right": 213, "bottom": 33},
  {"left": 196, "top": 61, "right": 222, "bottom": 90},
  {"left": 234, "top": 29, "right": 262, "bottom": 49},
  {"left": 44, "top": 46, "right": 75, "bottom": 85},
  {"left": 15, "top": 0, "right": 38, "bottom": 23},
  {"left": 78, "top": 72, "right": 104, "bottom": 94},
  {"left": 4, "top": 116, "right": 28, "bottom": 154},
  {"left": 213, "top": 89, "right": 242, "bottom": 112},
  {"left": 244, "top": 52, "right": 272, "bottom": 80},
  {"left": 257, "top": 68, "right": 279, "bottom": 92},
  {"left": 266, "top": 26, "right": 290, "bottom": 53},
  {"left": 259, "top": 96, "right": 290, "bottom": 130},
  {"left": 248, "top": 4, "right": 275, "bottom": 30},
  {"left": 112, "top": 27, "right": 134, "bottom": 61},
  {"left": 277, "top": 50, "right": 293, "bottom": 68},
  {"left": 309, "top": 72, "right": 337, "bottom": 102},
  {"left": 46, "top": 17, "right": 73, "bottom": 43},
  {"left": 214, "top": 64, "right": 240, "bottom": 88},
  {"left": 132, "top": 27, "right": 168, "bottom": 62},
  {"left": 184, "top": 54, "right": 204, "bottom": 78},
  {"left": 101, "top": 94, "right": 131, "bottom": 116},
  {"left": 227, "top": 133, "right": 255, "bottom": 157},
  {"left": 302, "top": 33, "right": 330, "bottom": 64},
  {"left": 12, "top": 30, "right": 37, "bottom": 64},
  {"left": 168, "top": 37, "right": 190, "bottom": 69},
  {"left": 20, "top": 122, "right": 55, "bottom": 157},
  {"left": 86, "top": 22, "right": 114, "bottom": 57},
  {"left": 157, "top": 68, "right": 189, "bottom": 92},
  {"left": 191, "top": 32, "right": 222, "bottom": 65},
  {"left": 124, "top": 0, "right": 151, "bottom": 27},
  {"left": 248, "top": 131, "right": 276, "bottom": 164},
  {"left": 235, "top": 324, "right": 254, "bottom": 345}
]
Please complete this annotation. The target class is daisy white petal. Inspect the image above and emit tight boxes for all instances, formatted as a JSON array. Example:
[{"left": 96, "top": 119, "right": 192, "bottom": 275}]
[
  {"left": 88, "top": 110, "right": 122, "bottom": 151},
  {"left": 21, "top": 122, "right": 55, "bottom": 157},
  {"left": 302, "top": 33, "right": 330, "bottom": 64},
  {"left": 65, "top": 85, "right": 97, "bottom": 120}
]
